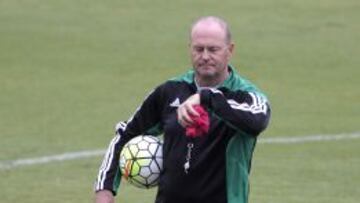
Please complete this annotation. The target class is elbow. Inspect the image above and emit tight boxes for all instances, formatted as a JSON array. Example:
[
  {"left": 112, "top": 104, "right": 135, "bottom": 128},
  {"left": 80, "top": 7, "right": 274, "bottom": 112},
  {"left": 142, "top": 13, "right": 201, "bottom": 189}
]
[{"left": 243, "top": 107, "right": 271, "bottom": 136}]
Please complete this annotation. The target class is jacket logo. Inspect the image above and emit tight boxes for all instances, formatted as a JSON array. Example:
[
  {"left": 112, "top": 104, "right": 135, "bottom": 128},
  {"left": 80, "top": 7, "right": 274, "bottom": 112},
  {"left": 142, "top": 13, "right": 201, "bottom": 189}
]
[{"left": 170, "top": 98, "right": 181, "bottom": 107}]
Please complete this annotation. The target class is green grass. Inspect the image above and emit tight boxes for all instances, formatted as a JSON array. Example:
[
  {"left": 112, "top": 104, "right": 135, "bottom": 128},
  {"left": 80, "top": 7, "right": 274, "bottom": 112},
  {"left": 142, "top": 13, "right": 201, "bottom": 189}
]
[
  {"left": 252, "top": 140, "right": 360, "bottom": 203},
  {"left": 0, "top": 0, "right": 359, "bottom": 202}
]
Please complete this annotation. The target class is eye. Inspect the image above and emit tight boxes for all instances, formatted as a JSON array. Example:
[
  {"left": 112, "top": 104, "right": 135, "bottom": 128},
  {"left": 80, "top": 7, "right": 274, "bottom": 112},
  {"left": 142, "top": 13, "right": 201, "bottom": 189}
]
[
  {"left": 193, "top": 46, "right": 204, "bottom": 53},
  {"left": 208, "top": 46, "right": 220, "bottom": 53}
]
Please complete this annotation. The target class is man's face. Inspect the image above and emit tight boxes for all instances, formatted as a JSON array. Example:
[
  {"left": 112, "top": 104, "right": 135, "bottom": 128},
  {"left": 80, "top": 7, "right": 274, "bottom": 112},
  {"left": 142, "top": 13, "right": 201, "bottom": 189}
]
[{"left": 190, "top": 24, "right": 234, "bottom": 81}]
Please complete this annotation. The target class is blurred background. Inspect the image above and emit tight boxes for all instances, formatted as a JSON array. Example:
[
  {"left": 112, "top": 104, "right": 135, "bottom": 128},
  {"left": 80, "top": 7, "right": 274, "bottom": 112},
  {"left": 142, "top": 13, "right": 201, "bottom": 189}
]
[{"left": 0, "top": 0, "right": 359, "bottom": 202}]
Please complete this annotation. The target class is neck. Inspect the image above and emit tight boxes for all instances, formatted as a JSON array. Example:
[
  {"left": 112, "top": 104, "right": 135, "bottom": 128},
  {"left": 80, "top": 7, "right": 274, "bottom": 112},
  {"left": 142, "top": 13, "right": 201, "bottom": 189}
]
[
  {"left": 195, "top": 77, "right": 221, "bottom": 88},
  {"left": 195, "top": 72, "right": 229, "bottom": 87},
  {"left": 195, "top": 70, "right": 230, "bottom": 88}
]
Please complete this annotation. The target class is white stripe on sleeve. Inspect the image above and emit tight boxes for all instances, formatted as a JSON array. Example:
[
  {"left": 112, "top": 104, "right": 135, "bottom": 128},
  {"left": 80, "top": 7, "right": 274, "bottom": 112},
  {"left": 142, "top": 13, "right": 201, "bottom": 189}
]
[
  {"left": 227, "top": 92, "right": 268, "bottom": 114},
  {"left": 95, "top": 122, "right": 127, "bottom": 191}
]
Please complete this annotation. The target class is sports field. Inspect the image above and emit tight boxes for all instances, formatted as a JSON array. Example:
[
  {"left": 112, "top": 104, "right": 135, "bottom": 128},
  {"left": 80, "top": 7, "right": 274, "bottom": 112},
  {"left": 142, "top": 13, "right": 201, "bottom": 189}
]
[{"left": 0, "top": 0, "right": 359, "bottom": 202}]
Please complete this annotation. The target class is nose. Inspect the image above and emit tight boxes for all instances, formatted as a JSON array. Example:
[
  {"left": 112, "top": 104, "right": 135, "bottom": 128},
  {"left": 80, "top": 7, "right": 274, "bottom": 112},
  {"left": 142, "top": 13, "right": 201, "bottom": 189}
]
[{"left": 201, "top": 49, "right": 210, "bottom": 60}]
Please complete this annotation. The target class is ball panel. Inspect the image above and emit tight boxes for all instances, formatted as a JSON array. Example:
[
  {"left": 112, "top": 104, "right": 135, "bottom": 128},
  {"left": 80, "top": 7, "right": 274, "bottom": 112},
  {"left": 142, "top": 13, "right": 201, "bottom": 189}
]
[
  {"left": 130, "top": 161, "right": 140, "bottom": 176},
  {"left": 136, "top": 150, "right": 152, "bottom": 159},
  {"left": 137, "top": 140, "right": 150, "bottom": 150},
  {"left": 147, "top": 173, "right": 160, "bottom": 185},
  {"left": 136, "top": 158, "right": 151, "bottom": 167},
  {"left": 139, "top": 166, "right": 152, "bottom": 178},
  {"left": 128, "top": 144, "right": 139, "bottom": 156},
  {"left": 148, "top": 143, "right": 159, "bottom": 155},
  {"left": 149, "top": 160, "right": 161, "bottom": 173}
]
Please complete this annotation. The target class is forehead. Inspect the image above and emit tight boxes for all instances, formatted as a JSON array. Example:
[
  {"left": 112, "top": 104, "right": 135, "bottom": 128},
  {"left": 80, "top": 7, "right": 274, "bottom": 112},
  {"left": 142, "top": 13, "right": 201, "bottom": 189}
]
[{"left": 190, "top": 23, "right": 227, "bottom": 46}]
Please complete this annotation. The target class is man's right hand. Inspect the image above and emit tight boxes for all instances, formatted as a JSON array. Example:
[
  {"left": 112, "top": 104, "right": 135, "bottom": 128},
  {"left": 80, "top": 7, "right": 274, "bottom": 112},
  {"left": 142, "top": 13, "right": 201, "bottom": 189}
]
[
  {"left": 177, "top": 93, "right": 200, "bottom": 127},
  {"left": 95, "top": 190, "right": 114, "bottom": 203}
]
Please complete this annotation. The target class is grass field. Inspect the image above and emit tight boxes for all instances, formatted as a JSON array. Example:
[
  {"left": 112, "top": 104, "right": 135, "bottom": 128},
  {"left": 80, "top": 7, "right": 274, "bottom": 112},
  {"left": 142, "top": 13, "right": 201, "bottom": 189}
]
[{"left": 0, "top": 0, "right": 359, "bottom": 202}]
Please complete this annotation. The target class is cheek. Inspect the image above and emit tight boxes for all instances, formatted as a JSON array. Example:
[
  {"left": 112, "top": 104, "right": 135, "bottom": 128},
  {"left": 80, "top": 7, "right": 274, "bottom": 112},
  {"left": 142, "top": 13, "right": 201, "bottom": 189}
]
[
  {"left": 213, "top": 55, "right": 226, "bottom": 63},
  {"left": 192, "top": 54, "right": 201, "bottom": 62},
  {"left": 218, "top": 53, "right": 230, "bottom": 63},
  {"left": 191, "top": 52, "right": 197, "bottom": 59}
]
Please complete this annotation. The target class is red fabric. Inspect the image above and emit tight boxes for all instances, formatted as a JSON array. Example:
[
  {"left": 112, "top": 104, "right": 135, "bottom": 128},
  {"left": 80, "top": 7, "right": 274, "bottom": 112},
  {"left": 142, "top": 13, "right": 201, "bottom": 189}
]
[{"left": 185, "top": 105, "right": 210, "bottom": 138}]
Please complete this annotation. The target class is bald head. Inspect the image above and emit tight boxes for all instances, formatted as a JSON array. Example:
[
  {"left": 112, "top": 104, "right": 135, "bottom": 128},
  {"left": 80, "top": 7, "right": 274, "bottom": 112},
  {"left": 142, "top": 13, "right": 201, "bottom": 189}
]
[
  {"left": 190, "top": 16, "right": 232, "bottom": 44},
  {"left": 189, "top": 16, "right": 234, "bottom": 87}
]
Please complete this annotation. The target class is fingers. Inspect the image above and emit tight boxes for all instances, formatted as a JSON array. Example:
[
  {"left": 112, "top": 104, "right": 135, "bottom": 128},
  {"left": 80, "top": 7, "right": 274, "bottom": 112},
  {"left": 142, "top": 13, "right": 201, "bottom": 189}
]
[
  {"left": 177, "top": 103, "right": 199, "bottom": 127},
  {"left": 177, "top": 93, "right": 201, "bottom": 128},
  {"left": 186, "top": 103, "right": 200, "bottom": 117}
]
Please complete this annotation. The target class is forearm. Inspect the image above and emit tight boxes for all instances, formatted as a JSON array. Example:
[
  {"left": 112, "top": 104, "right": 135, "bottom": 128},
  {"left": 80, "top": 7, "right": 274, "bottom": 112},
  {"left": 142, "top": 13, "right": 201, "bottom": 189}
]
[{"left": 200, "top": 89, "right": 271, "bottom": 135}]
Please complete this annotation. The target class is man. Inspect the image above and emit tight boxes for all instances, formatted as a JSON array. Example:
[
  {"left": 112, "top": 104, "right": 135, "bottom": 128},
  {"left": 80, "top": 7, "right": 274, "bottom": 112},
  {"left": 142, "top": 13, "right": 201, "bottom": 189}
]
[{"left": 94, "top": 16, "right": 271, "bottom": 203}]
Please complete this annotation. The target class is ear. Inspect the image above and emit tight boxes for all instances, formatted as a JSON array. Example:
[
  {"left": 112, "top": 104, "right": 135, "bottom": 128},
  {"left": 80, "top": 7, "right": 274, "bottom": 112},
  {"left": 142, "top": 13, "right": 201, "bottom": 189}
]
[
  {"left": 189, "top": 41, "right": 195, "bottom": 53},
  {"left": 227, "top": 43, "right": 234, "bottom": 60},
  {"left": 228, "top": 43, "right": 234, "bottom": 55}
]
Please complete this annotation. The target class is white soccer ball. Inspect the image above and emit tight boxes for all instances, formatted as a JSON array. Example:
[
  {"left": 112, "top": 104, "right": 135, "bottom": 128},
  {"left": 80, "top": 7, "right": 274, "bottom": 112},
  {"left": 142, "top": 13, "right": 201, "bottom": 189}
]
[{"left": 119, "top": 135, "right": 163, "bottom": 189}]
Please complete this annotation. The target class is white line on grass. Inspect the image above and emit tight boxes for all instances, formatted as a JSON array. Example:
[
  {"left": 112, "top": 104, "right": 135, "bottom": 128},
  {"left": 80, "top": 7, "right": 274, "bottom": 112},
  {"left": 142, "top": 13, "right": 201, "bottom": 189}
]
[
  {"left": 0, "top": 149, "right": 106, "bottom": 170},
  {"left": 0, "top": 132, "right": 359, "bottom": 170},
  {"left": 258, "top": 131, "right": 360, "bottom": 144}
]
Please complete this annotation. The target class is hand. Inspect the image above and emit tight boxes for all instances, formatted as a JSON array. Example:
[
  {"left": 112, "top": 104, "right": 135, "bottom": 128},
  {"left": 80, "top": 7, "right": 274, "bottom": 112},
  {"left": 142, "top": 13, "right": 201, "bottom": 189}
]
[
  {"left": 177, "top": 93, "right": 200, "bottom": 127},
  {"left": 94, "top": 190, "right": 114, "bottom": 203}
]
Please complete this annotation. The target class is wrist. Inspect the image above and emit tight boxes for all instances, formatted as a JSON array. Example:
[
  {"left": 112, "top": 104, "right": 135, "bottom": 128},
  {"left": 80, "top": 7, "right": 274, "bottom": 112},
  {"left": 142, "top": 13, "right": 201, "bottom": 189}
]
[{"left": 198, "top": 89, "right": 211, "bottom": 107}]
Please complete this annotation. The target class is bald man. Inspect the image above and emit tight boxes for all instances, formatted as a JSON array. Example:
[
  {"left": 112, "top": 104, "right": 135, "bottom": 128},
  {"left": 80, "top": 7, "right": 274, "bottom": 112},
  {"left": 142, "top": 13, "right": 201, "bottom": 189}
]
[{"left": 94, "top": 16, "right": 271, "bottom": 203}]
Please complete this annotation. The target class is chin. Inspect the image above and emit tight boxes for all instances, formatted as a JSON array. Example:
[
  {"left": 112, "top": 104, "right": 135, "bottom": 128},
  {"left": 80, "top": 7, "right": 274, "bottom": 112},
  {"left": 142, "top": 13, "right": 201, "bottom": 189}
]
[
  {"left": 197, "top": 71, "right": 216, "bottom": 79},
  {"left": 197, "top": 66, "right": 214, "bottom": 73}
]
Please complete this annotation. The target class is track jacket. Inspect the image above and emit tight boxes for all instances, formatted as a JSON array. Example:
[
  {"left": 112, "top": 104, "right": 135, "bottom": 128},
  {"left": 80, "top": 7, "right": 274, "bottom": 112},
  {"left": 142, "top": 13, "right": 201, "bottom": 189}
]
[{"left": 95, "top": 65, "right": 271, "bottom": 203}]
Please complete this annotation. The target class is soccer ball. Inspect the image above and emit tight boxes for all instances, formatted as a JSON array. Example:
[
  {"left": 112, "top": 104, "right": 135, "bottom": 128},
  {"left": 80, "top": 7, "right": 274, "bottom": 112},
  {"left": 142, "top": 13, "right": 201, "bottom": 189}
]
[{"left": 119, "top": 135, "right": 163, "bottom": 189}]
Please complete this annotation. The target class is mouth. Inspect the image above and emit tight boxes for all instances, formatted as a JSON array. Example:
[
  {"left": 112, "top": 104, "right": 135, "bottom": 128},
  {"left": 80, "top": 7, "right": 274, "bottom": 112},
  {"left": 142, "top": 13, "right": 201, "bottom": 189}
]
[{"left": 198, "top": 63, "right": 214, "bottom": 68}]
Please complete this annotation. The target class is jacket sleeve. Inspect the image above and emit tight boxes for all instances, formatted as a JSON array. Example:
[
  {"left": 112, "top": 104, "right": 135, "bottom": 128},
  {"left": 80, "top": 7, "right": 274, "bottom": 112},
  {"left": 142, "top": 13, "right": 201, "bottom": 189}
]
[
  {"left": 94, "top": 85, "right": 164, "bottom": 195},
  {"left": 200, "top": 88, "right": 271, "bottom": 136},
  {"left": 94, "top": 122, "right": 126, "bottom": 195}
]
